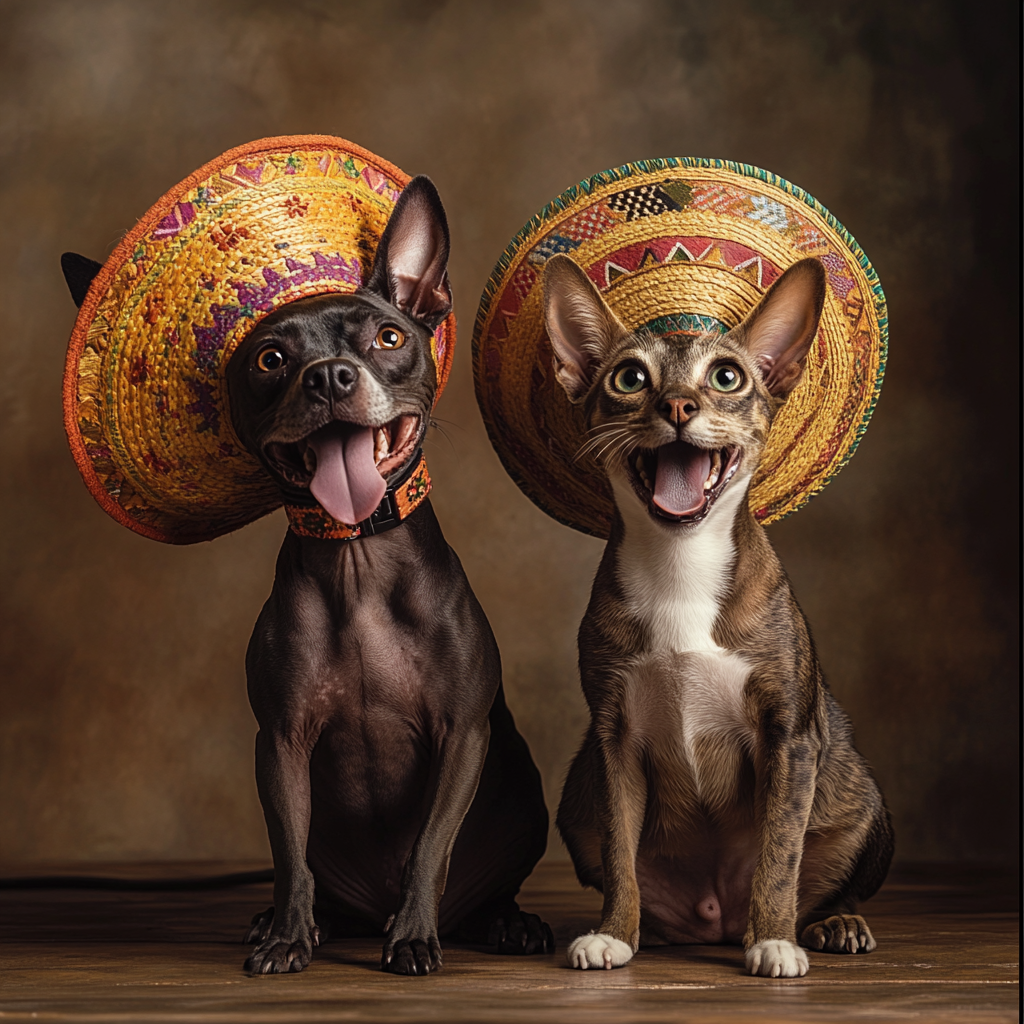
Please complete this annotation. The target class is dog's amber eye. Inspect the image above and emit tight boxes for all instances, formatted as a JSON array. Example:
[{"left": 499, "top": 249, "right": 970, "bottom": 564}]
[
  {"left": 374, "top": 327, "right": 405, "bottom": 350},
  {"left": 256, "top": 348, "right": 286, "bottom": 372},
  {"left": 612, "top": 364, "right": 648, "bottom": 394},
  {"left": 709, "top": 364, "right": 743, "bottom": 392}
]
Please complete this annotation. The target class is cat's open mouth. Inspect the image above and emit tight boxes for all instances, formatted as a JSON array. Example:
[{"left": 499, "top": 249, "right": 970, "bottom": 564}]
[
  {"left": 264, "top": 414, "right": 421, "bottom": 523},
  {"left": 627, "top": 442, "right": 742, "bottom": 524}
]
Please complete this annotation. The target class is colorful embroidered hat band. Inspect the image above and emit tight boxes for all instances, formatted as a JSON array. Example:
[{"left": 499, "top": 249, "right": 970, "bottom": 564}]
[
  {"left": 63, "top": 135, "right": 456, "bottom": 544},
  {"left": 472, "top": 159, "right": 887, "bottom": 537}
]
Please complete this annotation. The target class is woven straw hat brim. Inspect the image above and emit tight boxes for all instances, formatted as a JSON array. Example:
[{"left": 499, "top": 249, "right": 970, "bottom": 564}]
[
  {"left": 64, "top": 135, "right": 456, "bottom": 544},
  {"left": 472, "top": 158, "right": 887, "bottom": 537}
]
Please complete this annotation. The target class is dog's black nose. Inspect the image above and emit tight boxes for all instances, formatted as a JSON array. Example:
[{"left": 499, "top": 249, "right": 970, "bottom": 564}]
[{"left": 303, "top": 359, "right": 359, "bottom": 402}]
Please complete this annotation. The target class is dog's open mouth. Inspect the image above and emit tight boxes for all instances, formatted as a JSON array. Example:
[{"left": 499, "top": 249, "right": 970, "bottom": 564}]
[
  {"left": 265, "top": 414, "right": 421, "bottom": 523},
  {"left": 628, "top": 442, "right": 741, "bottom": 524}
]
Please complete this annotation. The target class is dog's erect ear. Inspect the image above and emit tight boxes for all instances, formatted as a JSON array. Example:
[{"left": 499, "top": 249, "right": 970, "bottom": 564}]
[
  {"left": 543, "top": 254, "right": 630, "bottom": 403},
  {"left": 733, "top": 257, "right": 826, "bottom": 398},
  {"left": 364, "top": 175, "right": 452, "bottom": 329},
  {"left": 61, "top": 252, "right": 103, "bottom": 308}
]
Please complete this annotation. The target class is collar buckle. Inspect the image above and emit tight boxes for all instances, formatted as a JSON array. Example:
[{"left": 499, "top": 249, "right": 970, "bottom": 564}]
[
  {"left": 361, "top": 446, "right": 424, "bottom": 535},
  {"left": 361, "top": 490, "right": 400, "bottom": 536}
]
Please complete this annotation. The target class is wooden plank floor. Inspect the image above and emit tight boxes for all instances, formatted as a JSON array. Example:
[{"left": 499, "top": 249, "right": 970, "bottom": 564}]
[{"left": 0, "top": 861, "right": 1017, "bottom": 1023}]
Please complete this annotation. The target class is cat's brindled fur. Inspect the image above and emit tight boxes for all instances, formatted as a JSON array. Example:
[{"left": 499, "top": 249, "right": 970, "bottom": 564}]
[{"left": 544, "top": 253, "right": 893, "bottom": 977}]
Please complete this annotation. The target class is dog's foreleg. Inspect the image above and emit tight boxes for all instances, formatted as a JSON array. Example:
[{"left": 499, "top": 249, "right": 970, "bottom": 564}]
[
  {"left": 381, "top": 720, "right": 490, "bottom": 976},
  {"left": 245, "top": 727, "right": 320, "bottom": 975},
  {"left": 744, "top": 737, "right": 818, "bottom": 978},
  {"left": 567, "top": 735, "right": 646, "bottom": 970}
]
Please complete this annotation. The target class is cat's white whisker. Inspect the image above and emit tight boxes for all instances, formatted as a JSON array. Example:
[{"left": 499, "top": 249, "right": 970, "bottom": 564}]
[
  {"left": 576, "top": 427, "right": 631, "bottom": 463},
  {"left": 590, "top": 438, "right": 626, "bottom": 462},
  {"left": 594, "top": 432, "right": 636, "bottom": 463},
  {"left": 603, "top": 436, "right": 640, "bottom": 467}
]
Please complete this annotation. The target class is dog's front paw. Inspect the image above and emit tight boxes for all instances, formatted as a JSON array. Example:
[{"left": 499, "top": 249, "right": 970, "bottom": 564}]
[
  {"left": 745, "top": 939, "right": 809, "bottom": 978},
  {"left": 488, "top": 911, "right": 555, "bottom": 955},
  {"left": 244, "top": 906, "right": 274, "bottom": 944},
  {"left": 800, "top": 914, "right": 876, "bottom": 954},
  {"left": 244, "top": 920, "right": 320, "bottom": 975},
  {"left": 382, "top": 935, "right": 443, "bottom": 975},
  {"left": 567, "top": 932, "right": 633, "bottom": 970}
]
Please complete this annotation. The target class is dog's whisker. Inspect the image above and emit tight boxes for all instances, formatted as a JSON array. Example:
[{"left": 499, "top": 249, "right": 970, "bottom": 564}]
[
  {"left": 429, "top": 416, "right": 466, "bottom": 434},
  {"left": 427, "top": 419, "right": 458, "bottom": 456}
]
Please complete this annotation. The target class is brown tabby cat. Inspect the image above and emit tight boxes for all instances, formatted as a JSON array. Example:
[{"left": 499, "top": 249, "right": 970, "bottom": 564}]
[{"left": 544, "top": 253, "right": 893, "bottom": 977}]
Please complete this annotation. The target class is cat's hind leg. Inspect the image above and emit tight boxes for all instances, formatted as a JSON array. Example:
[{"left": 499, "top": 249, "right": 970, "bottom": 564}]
[
  {"left": 799, "top": 803, "right": 893, "bottom": 955},
  {"left": 800, "top": 913, "right": 875, "bottom": 953}
]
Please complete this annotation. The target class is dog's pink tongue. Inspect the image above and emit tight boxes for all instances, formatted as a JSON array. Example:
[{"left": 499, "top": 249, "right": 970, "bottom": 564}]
[
  {"left": 308, "top": 424, "right": 386, "bottom": 525},
  {"left": 653, "top": 442, "right": 711, "bottom": 516}
]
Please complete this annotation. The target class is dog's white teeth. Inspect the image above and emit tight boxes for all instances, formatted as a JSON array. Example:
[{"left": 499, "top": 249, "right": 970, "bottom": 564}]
[
  {"left": 374, "top": 429, "right": 388, "bottom": 465},
  {"left": 303, "top": 448, "right": 317, "bottom": 474}
]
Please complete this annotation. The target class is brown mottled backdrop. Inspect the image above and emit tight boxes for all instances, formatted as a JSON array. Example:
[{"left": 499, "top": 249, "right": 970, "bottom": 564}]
[{"left": 0, "top": 0, "right": 1017, "bottom": 866}]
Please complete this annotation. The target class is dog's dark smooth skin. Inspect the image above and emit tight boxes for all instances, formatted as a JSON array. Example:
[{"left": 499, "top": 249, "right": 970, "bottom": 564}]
[{"left": 64, "top": 177, "right": 551, "bottom": 977}]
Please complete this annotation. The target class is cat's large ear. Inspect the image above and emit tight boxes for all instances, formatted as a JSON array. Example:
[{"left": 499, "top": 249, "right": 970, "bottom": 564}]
[
  {"left": 733, "top": 257, "right": 826, "bottom": 397},
  {"left": 61, "top": 252, "right": 102, "bottom": 308},
  {"left": 544, "top": 254, "right": 630, "bottom": 403},
  {"left": 364, "top": 175, "right": 452, "bottom": 328}
]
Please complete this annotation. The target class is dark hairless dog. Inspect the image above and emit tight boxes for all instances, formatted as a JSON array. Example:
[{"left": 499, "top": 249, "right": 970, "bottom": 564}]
[
  {"left": 65, "top": 176, "right": 552, "bottom": 976},
  {"left": 224, "top": 177, "right": 552, "bottom": 976}
]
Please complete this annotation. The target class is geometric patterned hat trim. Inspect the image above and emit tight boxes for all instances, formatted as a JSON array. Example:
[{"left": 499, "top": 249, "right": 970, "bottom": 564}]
[{"left": 473, "top": 157, "right": 887, "bottom": 537}]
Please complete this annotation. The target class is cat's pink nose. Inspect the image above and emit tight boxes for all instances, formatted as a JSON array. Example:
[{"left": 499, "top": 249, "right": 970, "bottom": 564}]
[{"left": 661, "top": 397, "right": 698, "bottom": 425}]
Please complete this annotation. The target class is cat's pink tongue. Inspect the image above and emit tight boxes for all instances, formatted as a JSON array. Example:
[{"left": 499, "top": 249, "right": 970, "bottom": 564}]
[
  {"left": 653, "top": 442, "right": 711, "bottom": 516},
  {"left": 307, "top": 423, "right": 387, "bottom": 525}
]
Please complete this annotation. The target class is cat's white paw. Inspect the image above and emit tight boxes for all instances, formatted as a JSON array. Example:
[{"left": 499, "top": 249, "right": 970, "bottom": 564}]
[
  {"left": 746, "top": 939, "right": 809, "bottom": 978},
  {"left": 566, "top": 932, "right": 634, "bottom": 970}
]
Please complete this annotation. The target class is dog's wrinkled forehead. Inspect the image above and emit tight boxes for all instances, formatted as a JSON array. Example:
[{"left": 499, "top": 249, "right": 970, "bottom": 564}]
[
  {"left": 246, "top": 291, "right": 433, "bottom": 366},
  {"left": 225, "top": 289, "right": 439, "bottom": 454}
]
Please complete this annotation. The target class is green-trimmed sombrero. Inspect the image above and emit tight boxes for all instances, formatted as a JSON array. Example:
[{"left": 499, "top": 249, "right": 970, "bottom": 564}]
[
  {"left": 473, "top": 159, "right": 886, "bottom": 536},
  {"left": 63, "top": 135, "right": 456, "bottom": 544}
]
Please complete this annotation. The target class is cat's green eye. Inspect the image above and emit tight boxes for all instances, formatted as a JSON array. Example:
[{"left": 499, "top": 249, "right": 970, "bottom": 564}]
[
  {"left": 612, "top": 364, "right": 648, "bottom": 394},
  {"left": 709, "top": 364, "right": 743, "bottom": 392}
]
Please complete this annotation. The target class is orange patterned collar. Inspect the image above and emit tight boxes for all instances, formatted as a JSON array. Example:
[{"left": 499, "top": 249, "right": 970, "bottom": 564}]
[{"left": 285, "top": 451, "right": 431, "bottom": 541}]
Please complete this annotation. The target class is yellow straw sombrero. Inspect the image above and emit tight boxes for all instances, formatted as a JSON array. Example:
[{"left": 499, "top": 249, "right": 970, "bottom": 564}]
[
  {"left": 473, "top": 159, "right": 886, "bottom": 536},
  {"left": 64, "top": 135, "right": 456, "bottom": 544}
]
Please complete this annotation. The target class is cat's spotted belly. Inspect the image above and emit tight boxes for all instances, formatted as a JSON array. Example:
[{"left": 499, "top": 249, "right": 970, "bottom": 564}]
[{"left": 635, "top": 847, "right": 757, "bottom": 945}]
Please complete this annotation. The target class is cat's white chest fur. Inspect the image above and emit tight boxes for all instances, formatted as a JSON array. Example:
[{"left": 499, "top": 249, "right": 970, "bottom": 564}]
[
  {"left": 611, "top": 475, "right": 754, "bottom": 764},
  {"left": 612, "top": 474, "right": 748, "bottom": 654}
]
